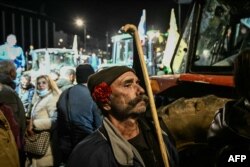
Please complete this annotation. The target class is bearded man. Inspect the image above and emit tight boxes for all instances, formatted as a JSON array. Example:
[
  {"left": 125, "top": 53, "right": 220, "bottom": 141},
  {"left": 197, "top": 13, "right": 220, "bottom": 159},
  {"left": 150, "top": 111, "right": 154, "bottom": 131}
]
[{"left": 68, "top": 66, "right": 179, "bottom": 167}]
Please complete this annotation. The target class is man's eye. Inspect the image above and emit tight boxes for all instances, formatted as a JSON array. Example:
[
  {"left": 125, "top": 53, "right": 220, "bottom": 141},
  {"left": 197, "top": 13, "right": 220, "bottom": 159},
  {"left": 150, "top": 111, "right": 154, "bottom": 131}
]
[
  {"left": 124, "top": 84, "right": 130, "bottom": 87},
  {"left": 124, "top": 83, "right": 132, "bottom": 87}
]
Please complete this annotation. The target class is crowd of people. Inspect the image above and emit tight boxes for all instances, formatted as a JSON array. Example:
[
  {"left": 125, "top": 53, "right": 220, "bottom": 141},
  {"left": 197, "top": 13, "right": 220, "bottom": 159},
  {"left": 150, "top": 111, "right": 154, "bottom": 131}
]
[
  {"left": 0, "top": 32, "right": 249, "bottom": 167},
  {"left": 0, "top": 60, "right": 103, "bottom": 167}
]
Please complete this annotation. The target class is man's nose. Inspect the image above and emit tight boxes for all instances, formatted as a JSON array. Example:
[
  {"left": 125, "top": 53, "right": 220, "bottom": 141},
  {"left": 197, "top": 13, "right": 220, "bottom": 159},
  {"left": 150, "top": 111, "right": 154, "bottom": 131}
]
[{"left": 136, "top": 84, "right": 145, "bottom": 95}]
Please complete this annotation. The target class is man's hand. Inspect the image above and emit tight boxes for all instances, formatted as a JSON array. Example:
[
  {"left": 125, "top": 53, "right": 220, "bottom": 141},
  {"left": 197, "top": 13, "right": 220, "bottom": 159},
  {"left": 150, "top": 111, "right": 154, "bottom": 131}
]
[{"left": 26, "top": 119, "right": 35, "bottom": 136}]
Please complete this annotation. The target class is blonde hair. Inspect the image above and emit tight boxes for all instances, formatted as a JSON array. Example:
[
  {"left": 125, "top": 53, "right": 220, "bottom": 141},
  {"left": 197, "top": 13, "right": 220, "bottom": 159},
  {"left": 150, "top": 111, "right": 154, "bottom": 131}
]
[{"left": 36, "top": 75, "right": 61, "bottom": 95}]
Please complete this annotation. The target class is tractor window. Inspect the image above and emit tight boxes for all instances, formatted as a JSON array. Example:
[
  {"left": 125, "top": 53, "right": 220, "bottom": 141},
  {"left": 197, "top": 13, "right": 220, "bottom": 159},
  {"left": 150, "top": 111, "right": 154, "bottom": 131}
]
[
  {"left": 31, "top": 49, "right": 75, "bottom": 72},
  {"left": 31, "top": 51, "right": 46, "bottom": 71},
  {"left": 194, "top": 0, "right": 250, "bottom": 69},
  {"left": 195, "top": 0, "right": 230, "bottom": 66},
  {"left": 171, "top": 0, "right": 250, "bottom": 74},
  {"left": 112, "top": 36, "right": 133, "bottom": 65},
  {"left": 195, "top": 16, "right": 250, "bottom": 68},
  {"left": 50, "top": 51, "right": 75, "bottom": 70}
]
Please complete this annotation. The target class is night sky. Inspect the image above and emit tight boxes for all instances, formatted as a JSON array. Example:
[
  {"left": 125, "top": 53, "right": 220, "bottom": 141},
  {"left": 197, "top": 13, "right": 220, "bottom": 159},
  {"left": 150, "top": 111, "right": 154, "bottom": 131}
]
[{"left": 0, "top": 0, "right": 190, "bottom": 40}]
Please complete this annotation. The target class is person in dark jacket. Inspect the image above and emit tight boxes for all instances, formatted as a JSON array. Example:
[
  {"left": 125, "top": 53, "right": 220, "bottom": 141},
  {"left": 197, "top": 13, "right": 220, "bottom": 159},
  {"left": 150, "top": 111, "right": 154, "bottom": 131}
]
[
  {"left": 68, "top": 66, "right": 179, "bottom": 167},
  {"left": 57, "top": 64, "right": 102, "bottom": 164},
  {"left": 207, "top": 49, "right": 250, "bottom": 166},
  {"left": 0, "top": 60, "right": 26, "bottom": 167}
]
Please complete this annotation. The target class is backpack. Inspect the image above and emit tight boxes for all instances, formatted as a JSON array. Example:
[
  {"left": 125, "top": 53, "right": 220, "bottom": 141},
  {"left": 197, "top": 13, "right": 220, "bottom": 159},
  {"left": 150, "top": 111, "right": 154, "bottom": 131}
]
[{"left": 57, "top": 87, "right": 88, "bottom": 161}]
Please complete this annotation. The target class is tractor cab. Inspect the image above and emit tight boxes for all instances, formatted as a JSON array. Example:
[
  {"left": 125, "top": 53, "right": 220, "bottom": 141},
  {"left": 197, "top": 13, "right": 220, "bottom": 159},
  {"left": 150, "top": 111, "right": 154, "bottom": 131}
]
[
  {"left": 152, "top": 0, "right": 250, "bottom": 99},
  {"left": 150, "top": 0, "right": 250, "bottom": 164},
  {"left": 98, "top": 30, "right": 167, "bottom": 74}
]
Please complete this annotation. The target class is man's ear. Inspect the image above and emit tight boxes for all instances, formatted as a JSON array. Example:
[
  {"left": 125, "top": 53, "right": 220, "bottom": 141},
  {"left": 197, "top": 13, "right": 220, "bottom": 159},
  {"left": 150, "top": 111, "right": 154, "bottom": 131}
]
[
  {"left": 10, "top": 69, "right": 17, "bottom": 80},
  {"left": 103, "top": 103, "right": 111, "bottom": 111},
  {"left": 70, "top": 74, "right": 75, "bottom": 81}
]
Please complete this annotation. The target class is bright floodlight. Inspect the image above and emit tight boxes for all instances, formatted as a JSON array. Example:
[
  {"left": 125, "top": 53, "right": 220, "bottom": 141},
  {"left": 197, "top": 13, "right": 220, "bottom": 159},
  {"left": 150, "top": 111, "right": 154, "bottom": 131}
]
[{"left": 75, "top": 19, "right": 84, "bottom": 27}]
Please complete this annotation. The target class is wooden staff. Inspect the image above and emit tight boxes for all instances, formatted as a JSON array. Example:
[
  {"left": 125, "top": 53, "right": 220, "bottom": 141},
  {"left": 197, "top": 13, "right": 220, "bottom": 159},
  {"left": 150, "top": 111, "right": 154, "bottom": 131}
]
[{"left": 121, "top": 24, "right": 170, "bottom": 167}]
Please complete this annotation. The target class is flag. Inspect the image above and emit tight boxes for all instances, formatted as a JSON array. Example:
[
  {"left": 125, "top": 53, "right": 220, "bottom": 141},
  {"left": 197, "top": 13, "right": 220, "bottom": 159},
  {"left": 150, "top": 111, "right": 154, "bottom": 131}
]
[
  {"left": 72, "top": 34, "right": 78, "bottom": 52},
  {"left": 132, "top": 35, "right": 146, "bottom": 92},
  {"left": 138, "top": 9, "right": 146, "bottom": 45},
  {"left": 162, "top": 8, "right": 179, "bottom": 69},
  {"left": 72, "top": 34, "right": 79, "bottom": 64}
]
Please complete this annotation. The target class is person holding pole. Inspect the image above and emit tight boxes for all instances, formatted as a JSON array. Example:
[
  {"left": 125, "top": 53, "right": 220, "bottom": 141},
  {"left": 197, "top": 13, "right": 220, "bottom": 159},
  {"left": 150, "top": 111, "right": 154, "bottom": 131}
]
[{"left": 67, "top": 66, "right": 178, "bottom": 167}]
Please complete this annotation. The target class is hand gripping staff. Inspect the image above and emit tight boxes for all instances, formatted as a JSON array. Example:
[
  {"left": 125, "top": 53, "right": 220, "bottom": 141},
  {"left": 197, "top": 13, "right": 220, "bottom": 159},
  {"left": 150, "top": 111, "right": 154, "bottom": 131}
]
[{"left": 121, "top": 24, "right": 170, "bottom": 167}]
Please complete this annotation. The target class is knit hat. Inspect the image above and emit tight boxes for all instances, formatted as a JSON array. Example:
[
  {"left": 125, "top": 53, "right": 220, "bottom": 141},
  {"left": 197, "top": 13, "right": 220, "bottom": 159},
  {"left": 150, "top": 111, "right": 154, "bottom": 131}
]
[
  {"left": 76, "top": 64, "right": 95, "bottom": 84},
  {"left": 88, "top": 66, "right": 135, "bottom": 94}
]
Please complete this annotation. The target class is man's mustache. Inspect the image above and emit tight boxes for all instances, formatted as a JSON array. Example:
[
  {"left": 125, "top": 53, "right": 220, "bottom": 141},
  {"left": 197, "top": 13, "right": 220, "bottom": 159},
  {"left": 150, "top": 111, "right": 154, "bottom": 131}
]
[{"left": 128, "top": 94, "right": 149, "bottom": 106}]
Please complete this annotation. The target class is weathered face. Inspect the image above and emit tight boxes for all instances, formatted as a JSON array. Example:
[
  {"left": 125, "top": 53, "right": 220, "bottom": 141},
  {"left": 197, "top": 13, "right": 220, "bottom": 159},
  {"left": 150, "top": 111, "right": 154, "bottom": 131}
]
[{"left": 107, "top": 71, "right": 148, "bottom": 120}]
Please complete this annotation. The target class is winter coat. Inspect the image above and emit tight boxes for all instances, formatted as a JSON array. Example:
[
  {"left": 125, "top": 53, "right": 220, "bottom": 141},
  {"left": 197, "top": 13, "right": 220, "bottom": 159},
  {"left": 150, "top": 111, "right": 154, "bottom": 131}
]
[
  {"left": 28, "top": 91, "right": 60, "bottom": 167},
  {"left": 0, "top": 109, "right": 20, "bottom": 167},
  {"left": 0, "top": 83, "right": 26, "bottom": 137},
  {"left": 67, "top": 117, "right": 179, "bottom": 167}
]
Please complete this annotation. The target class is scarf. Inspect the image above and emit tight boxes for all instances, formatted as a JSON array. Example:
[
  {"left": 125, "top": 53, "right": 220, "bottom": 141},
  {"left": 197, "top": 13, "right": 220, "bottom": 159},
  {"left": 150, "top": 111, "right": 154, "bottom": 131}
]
[{"left": 103, "top": 118, "right": 145, "bottom": 167}]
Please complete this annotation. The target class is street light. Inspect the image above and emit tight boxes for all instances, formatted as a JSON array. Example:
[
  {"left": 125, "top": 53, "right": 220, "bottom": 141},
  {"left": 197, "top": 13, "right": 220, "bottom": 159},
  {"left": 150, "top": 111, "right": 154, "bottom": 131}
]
[{"left": 75, "top": 18, "right": 87, "bottom": 52}]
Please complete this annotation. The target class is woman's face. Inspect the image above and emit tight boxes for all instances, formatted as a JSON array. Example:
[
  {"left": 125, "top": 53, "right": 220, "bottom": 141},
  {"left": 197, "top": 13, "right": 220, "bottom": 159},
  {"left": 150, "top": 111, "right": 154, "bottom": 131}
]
[{"left": 37, "top": 78, "right": 49, "bottom": 91}]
